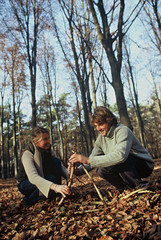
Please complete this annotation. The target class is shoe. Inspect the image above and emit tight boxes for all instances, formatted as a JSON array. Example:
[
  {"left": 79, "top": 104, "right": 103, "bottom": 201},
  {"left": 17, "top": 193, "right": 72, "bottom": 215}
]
[{"left": 135, "top": 181, "right": 149, "bottom": 190}]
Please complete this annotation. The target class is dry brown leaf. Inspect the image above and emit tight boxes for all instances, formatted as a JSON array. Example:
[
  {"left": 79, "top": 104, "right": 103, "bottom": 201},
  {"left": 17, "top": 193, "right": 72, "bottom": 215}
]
[
  {"left": 98, "top": 236, "right": 114, "bottom": 240},
  {"left": 12, "top": 232, "right": 26, "bottom": 240},
  {"left": 60, "top": 224, "right": 68, "bottom": 233},
  {"left": 76, "top": 228, "right": 88, "bottom": 237}
]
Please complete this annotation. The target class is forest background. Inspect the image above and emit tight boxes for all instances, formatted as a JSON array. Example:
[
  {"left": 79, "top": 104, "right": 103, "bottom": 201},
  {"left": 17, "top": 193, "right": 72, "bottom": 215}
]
[{"left": 0, "top": 0, "right": 161, "bottom": 179}]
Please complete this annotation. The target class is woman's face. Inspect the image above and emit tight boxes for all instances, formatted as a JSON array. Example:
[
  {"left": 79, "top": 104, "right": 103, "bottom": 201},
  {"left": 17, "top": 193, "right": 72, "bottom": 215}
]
[{"left": 36, "top": 133, "right": 51, "bottom": 150}]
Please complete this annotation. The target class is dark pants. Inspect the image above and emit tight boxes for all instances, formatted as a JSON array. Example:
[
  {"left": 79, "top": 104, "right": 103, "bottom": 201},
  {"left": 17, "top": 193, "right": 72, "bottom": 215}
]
[
  {"left": 17, "top": 158, "right": 62, "bottom": 206},
  {"left": 96, "top": 154, "right": 153, "bottom": 189}
]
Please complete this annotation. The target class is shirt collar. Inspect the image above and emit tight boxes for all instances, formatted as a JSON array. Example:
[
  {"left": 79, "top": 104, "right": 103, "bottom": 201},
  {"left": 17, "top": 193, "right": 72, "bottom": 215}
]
[{"left": 105, "top": 124, "right": 117, "bottom": 138}]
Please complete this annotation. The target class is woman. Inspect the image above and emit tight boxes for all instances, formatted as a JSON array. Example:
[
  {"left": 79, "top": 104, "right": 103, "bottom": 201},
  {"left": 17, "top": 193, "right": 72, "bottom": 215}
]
[{"left": 17, "top": 127, "right": 70, "bottom": 206}]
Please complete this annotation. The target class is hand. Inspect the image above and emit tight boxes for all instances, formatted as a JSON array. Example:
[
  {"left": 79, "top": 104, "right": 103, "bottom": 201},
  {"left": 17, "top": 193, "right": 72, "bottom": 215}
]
[
  {"left": 50, "top": 184, "right": 70, "bottom": 198},
  {"left": 69, "top": 153, "right": 90, "bottom": 165}
]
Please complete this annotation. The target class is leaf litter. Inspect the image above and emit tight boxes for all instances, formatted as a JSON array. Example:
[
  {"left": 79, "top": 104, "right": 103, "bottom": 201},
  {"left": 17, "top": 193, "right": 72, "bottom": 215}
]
[{"left": 0, "top": 159, "right": 161, "bottom": 239}]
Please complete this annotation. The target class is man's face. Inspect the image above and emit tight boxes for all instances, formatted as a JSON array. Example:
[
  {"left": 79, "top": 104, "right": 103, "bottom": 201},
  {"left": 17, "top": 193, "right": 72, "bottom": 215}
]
[
  {"left": 94, "top": 122, "right": 111, "bottom": 137},
  {"left": 36, "top": 133, "right": 51, "bottom": 150}
]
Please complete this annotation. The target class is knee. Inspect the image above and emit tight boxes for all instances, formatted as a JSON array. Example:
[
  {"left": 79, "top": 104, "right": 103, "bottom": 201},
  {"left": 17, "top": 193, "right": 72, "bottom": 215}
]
[
  {"left": 96, "top": 166, "right": 115, "bottom": 179},
  {"left": 17, "top": 180, "right": 37, "bottom": 195},
  {"left": 96, "top": 167, "right": 106, "bottom": 179}
]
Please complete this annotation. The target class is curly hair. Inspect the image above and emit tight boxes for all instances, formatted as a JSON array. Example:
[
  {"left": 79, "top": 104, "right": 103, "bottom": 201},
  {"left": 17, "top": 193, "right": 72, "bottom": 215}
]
[
  {"left": 31, "top": 127, "right": 49, "bottom": 144},
  {"left": 90, "top": 106, "right": 118, "bottom": 126}
]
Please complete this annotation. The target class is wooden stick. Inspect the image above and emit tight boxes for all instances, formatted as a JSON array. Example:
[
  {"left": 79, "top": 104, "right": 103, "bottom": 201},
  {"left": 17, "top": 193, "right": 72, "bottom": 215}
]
[
  {"left": 71, "top": 151, "right": 105, "bottom": 203},
  {"left": 67, "top": 164, "right": 74, "bottom": 190},
  {"left": 80, "top": 163, "right": 105, "bottom": 203},
  {"left": 82, "top": 201, "right": 104, "bottom": 205},
  {"left": 74, "top": 209, "right": 100, "bottom": 214},
  {"left": 120, "top": 188, "right": 153, "bottom": 200},
  {"left": 74, "top": 174, "right": 85, "bottom": 184},
  {"left": 58, "top": 164, "right": 74, "bottom": 206},
  {"left": 58, "top": 151, "right": 105, "bottom": 205}
]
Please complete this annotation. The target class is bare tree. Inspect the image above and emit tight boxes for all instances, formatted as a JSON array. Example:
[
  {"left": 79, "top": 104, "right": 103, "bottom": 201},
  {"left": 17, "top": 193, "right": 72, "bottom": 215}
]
[
  {"left": 124, "top": 41, "right": 147, "bottom": 147},
  {"left": 141, "top": 0, "right": 161, "bottom": 117},
  {"left": 143, "top": 0, "right": 161, "bottom": 54},
  {"left": 72, "top": 80, "right": 86, "bottom": 154},
  {"left": 38, "top": 39, "right": 64, "bottom": 159},
  {"left": 0, "top": 37, "right": 8, "bottom": 179},
  {"left": 6, "top": 104, "right": 11, "bottom": 178},
  {"left": 5, "top": 45, "right": 19, "bottom": 177},
  {"left": 49, "top": 0, "right": 94, "bottom": 154},
  {"left": 86, "top": 0, "right": 147, "bottom": 128},
  {"left": 2, "top": 0, "right": 49, "bottom": 127},
  {"left": 0, "top": 76, "right": 6, "bottom": 179},
  {"left": 150, "top": 70, "right": 161, "bottom": 115},
  {"left": 4, "top": 43, "right": 26, "bottom": 177}
]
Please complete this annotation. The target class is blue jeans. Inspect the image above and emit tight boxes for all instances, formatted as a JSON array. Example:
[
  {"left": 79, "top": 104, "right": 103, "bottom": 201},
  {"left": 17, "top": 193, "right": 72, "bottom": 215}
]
[{"left": 17, "top": 158, "right": 62, "bottom": 206}]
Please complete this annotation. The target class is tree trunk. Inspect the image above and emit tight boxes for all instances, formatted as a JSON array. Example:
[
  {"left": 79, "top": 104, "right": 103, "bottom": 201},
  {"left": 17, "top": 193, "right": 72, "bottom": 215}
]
[
  {"left": 56, "top": 0, "right": 93, "bottom": 154},
  {"left": 87, "top": 48, "right": 97, "bottom": 110},
  {"left": 73, "top": 82, "right": 85, "bottom": 155},
  {"left": 87, "top": 0, "right": 132, "bottom": 129},
  {"left": 31, "top": 73, "right": 37, "bottom": 128},
  {"left": 48, "top": 95, "right": 54, "bottom": 147},
  {"left": 17, "top": 105, "right": 22, "bottom": 161},
  {"left": 0, "top": 95, "right": 5, "bottom": 179},
  {"left": 112, "top": 67, "right": 132, "bottom": 128},
  {"left": 9, "top": 0, "right": 39, "bottom": 128},
  {"left": 12, "top": 70, "right": 18, "bottom": 177},
  {"left": 48, "top": 74, "right": 64, "bottom": 160},
  {"left": 69, "top": 19, "right": 93, "bottom": 154},
  {"left": 126, "top": 66, "right": 147, "bottom": 146},
  {"left": 151, "top": 71, "right": 161, "bottom": 115},
  {"left": 7, "top": 111, "right": 11, "bottom": 178}
]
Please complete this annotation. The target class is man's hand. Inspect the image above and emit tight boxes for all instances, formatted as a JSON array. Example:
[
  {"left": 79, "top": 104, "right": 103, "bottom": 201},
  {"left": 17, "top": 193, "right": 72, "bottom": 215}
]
[
  {"left": 69, "top": 153, "right": 90, "bottom": 165},
  {"left": 50, "top": 184, "right": 70, "bottom": 198}
]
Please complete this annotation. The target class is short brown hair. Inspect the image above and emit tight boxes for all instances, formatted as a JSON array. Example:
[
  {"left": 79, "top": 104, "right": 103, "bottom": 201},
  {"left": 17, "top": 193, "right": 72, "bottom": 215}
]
[
  {"left": 90, "top": 106, "right": 118, "bottom": 126},
  {"left": 31, "top": 127, "right": 49, "bottom": 144}
]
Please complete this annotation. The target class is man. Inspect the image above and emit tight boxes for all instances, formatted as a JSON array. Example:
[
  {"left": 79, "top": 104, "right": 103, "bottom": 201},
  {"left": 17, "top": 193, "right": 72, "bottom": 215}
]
[{"left": 69, "top": 106, "right": 154, "bottom": 189}]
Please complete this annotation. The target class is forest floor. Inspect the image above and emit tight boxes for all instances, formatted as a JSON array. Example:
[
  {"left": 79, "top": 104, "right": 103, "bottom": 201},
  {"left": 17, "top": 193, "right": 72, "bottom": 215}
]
[{"left": 0, "top": 159, "right": 161, "bottom": 240}]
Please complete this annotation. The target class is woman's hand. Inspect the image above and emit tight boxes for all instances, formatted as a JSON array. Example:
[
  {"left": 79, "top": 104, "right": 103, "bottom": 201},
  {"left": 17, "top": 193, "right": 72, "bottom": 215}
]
[{"left": 50, "top": 184, "right": 70, "bottom": 198}]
